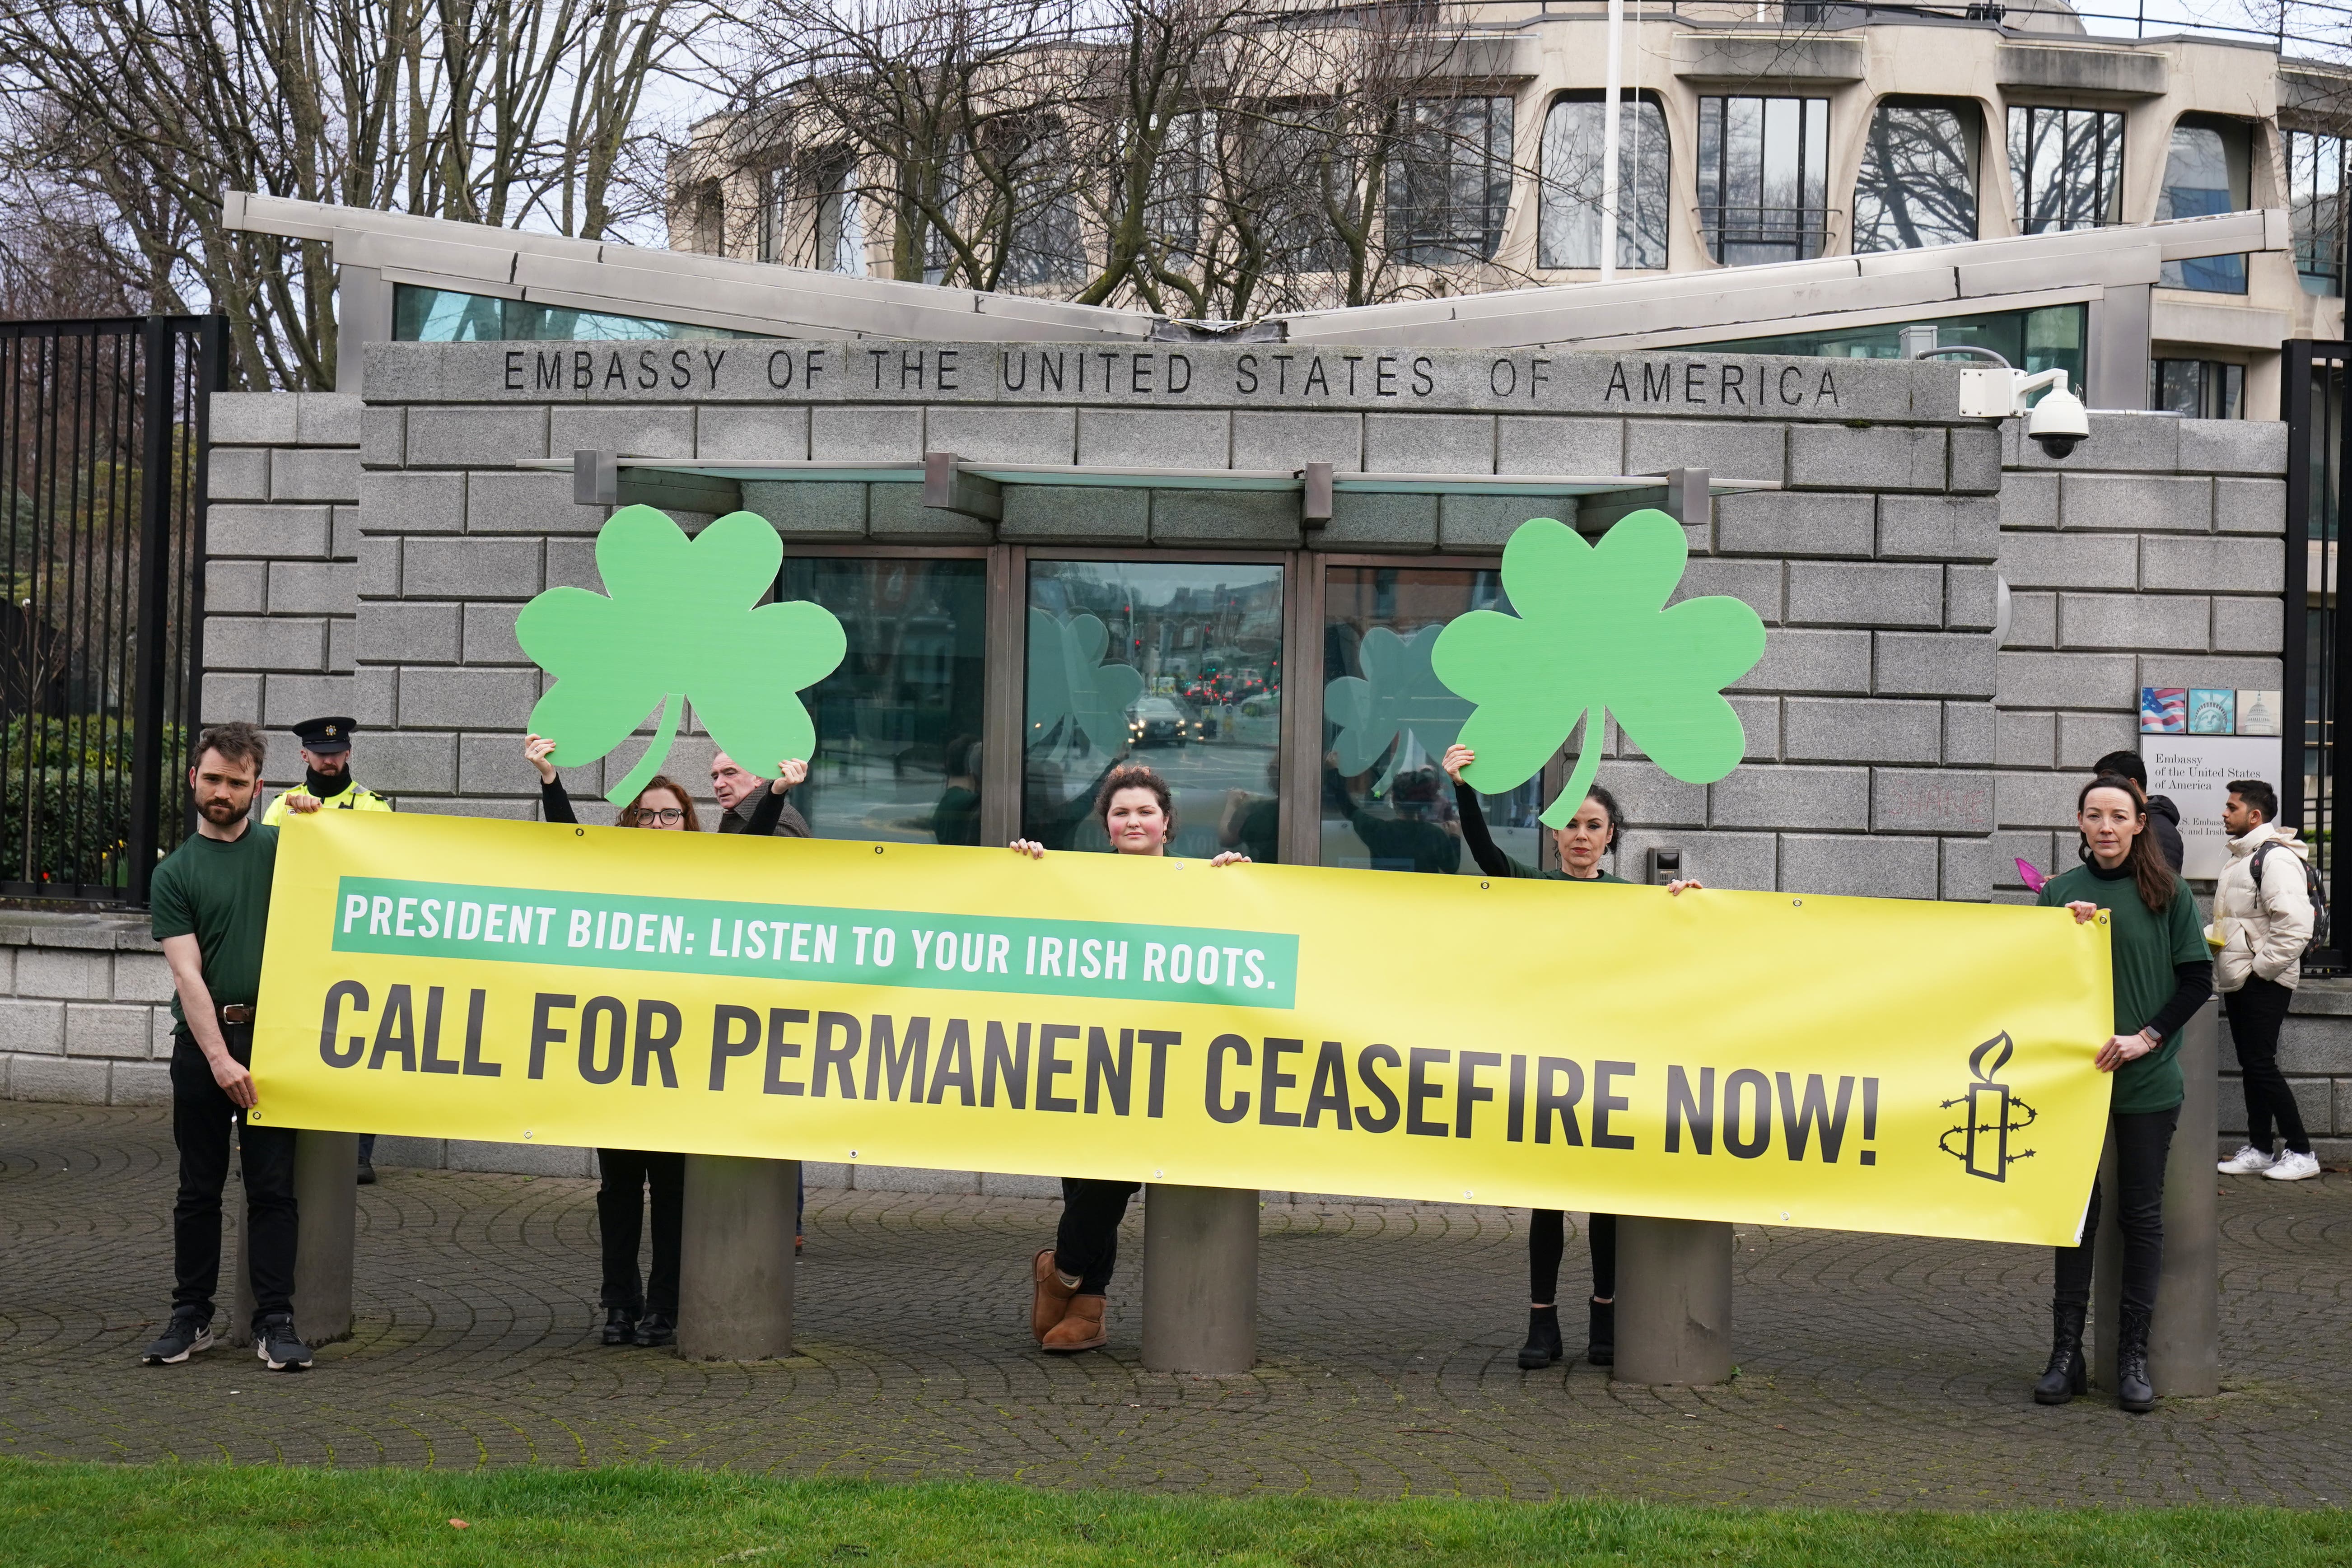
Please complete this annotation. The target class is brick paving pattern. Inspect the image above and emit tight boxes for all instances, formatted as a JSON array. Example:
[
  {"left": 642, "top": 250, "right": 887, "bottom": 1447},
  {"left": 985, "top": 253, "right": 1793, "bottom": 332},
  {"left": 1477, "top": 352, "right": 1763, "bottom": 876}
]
[{"left": 4, "top": 1102, "right": 2347, "bottom": 1505}]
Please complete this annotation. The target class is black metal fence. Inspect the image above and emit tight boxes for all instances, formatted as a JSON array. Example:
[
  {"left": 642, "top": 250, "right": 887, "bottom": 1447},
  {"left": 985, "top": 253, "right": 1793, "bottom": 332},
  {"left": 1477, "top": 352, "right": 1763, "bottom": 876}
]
[
  {"left": 2283, "top": 340, "right": 2346, "bottom": 971},
  {"left": 0, "top": 314, "right": 221, "bottom": 905}
]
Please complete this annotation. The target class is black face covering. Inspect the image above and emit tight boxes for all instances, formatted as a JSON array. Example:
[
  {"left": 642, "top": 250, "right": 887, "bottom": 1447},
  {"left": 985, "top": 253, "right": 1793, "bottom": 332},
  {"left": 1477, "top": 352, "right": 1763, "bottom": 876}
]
[{"left": 306, "top": 765, "right": 353, "bottom": 799}]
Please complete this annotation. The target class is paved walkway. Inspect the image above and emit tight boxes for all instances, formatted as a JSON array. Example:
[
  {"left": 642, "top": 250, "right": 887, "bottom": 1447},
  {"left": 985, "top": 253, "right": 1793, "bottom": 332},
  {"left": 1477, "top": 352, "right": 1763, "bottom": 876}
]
[{"left": 4, "top": 1102, "right": 2348, "bottom": 1506}]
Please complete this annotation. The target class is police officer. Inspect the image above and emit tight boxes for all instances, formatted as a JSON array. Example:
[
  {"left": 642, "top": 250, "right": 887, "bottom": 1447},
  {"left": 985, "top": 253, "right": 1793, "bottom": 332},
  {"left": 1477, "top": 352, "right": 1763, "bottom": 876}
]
[
  {"left": 265, "top": 717, "right": 394, "bottom": 1181},
  {"left": 262, "top": 717, "right": 394, "bottom": 825}
]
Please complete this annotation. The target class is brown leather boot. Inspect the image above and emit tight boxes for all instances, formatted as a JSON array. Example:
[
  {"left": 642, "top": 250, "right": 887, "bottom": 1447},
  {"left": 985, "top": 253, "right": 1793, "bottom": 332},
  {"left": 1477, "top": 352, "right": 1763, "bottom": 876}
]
[
  {"left": 1031, "top": 1249, "right": 1079, "bottom": 1344},
  {"left": 1041, "top": 1293, "right": 1107, "bottom": 1353}
]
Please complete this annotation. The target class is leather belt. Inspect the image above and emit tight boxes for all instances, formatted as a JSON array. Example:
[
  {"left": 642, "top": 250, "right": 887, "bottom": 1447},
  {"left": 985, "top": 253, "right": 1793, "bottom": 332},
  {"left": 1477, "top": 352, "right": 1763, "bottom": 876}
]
[{"left": 218, "top": 1004, "right": 256, "bottom": 1025}]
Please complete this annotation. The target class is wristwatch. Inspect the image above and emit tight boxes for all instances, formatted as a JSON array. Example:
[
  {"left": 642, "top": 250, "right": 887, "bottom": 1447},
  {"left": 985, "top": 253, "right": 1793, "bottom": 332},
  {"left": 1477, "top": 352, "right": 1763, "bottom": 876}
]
[{"left": 2138, "top": 1026, "right": 2162, "bottom": 1048}]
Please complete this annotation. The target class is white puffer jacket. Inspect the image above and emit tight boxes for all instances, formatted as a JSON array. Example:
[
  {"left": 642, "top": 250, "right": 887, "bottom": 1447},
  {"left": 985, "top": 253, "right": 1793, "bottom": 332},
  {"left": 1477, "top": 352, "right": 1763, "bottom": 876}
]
[{"left": 2212, "top": 823, "right": 2316, "bottom": 992}]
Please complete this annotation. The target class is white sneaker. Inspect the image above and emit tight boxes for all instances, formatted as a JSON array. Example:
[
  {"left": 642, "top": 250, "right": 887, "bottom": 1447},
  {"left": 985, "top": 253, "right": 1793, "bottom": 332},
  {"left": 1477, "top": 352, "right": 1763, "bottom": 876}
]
[
  {"left": 2218, "top": 1145, "right": 2276, "bottom": 1175},
  {"left": 2264, "top": 1150, "right": 2324, "bottom": 1182}
]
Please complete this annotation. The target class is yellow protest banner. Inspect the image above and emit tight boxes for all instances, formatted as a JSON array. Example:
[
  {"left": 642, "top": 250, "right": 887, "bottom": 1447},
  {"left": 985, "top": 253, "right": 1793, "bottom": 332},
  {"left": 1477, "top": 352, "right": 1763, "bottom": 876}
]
[{"left": 251, "top": 812, "right": 2114, "bottom": 1246}]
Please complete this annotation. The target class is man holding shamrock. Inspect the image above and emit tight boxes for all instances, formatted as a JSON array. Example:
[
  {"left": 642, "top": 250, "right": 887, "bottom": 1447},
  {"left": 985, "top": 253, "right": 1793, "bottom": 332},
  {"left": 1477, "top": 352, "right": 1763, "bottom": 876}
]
[
  {"left": 140, "top": 722, "right": 313, "bottom": 1373},
  {"left": 710, "top": 751, "right": 811, "bottom": 837}
]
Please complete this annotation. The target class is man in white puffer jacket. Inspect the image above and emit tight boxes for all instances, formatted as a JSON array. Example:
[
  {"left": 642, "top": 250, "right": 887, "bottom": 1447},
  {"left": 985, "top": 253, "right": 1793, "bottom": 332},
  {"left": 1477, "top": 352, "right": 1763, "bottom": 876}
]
[{"left": 2212, "top": 779, "right": 2321, "bottom": 1182}]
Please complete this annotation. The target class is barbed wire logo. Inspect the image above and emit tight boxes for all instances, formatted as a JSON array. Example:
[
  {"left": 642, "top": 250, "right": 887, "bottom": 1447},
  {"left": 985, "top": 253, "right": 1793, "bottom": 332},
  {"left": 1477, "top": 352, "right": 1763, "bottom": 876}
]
[{"left": 1938, "top": 1031, "right": 2038, "bottom": 1181}]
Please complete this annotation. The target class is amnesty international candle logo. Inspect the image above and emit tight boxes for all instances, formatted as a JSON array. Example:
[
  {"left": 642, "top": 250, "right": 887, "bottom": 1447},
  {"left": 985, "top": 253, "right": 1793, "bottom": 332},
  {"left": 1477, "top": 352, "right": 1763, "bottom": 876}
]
[{"left": 1939, "top": 1031, "right": 2039, "bottom": 1182}]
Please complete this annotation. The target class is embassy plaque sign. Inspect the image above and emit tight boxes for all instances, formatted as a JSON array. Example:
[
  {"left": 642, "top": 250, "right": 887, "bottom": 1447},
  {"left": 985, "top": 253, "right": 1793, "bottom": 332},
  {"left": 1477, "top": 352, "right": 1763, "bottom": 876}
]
[{"left": 371, "top": 340, "right": 1944, "bottom": 422}]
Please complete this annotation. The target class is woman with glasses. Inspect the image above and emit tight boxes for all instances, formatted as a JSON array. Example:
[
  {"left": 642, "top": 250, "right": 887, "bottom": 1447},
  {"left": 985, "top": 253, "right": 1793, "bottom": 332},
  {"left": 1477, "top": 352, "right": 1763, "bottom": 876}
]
[
  {"left": 1442, "top": 742, "right": 1701, "bottom": 1375},
  {"left": 1009, "top": 764, "right": 1250, "bottom": 1353},
  {"left": 526, "top": 734, "right": 803, "bottom": 1348}
]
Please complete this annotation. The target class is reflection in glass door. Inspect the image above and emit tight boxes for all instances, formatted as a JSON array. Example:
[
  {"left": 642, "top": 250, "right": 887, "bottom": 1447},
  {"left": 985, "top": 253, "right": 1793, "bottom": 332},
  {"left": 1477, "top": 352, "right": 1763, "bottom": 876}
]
[
  {"left": 775, "top": 556, "right": 989, "bottom": 843},
  {"left": 1322, "top": 565, "right": 1544, "bottom": 875},
  {"left": 1024, "top": 560, "right": 1286, "bottom": 860}
]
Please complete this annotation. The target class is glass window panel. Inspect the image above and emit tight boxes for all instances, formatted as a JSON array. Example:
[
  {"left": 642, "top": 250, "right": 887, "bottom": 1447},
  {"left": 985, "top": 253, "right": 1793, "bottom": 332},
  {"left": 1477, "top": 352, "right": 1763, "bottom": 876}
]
[
  {"left": 1680, "top": 302, "right": 2087, "bottom": 397},
  {"left": 1394, "top": 97, "right": 1516, "bottom": 265},
  {"left": 1853, "top": 103, "right": 1977, "bottom": 253},
  {"left": 1538, "top": 95, "right": 1670, "bottom": 269},
  {"left": 1699, "top": 95, "right": 1827, "bottom": 265},
  {"left": 772, "top": 557, "right": 989, "bottom": 843},
  {"left": 1321, "top": 567, "right": 1539, "bottom": 876},
  {"left": 392, "top": 284, "right": 754, "bottom": 343},
  {"left": 1024, "top": 560, "right": 1285, "bottom": 861},
  {"left": 2150, "top": 358, "right": 2246, "bottom": 419},
  {"left": 2291, "top": 130, "right": 2346, "bottom": 296},
  {"left": 2008, "top": 107, "right": 2125, "bottom": 235},
  {"left": 2159, "top": 121, "right": 2248, "bottom": 292}
]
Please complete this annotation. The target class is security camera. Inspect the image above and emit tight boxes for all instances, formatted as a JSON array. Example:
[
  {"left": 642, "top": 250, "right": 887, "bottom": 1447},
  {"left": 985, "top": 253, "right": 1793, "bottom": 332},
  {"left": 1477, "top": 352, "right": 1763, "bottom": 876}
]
[
  {"left": 1950, "top": 360, "right": 2091, "bottom": 460},
  {"left": 2026, "top": 383, "right": 2089, "bottom": 460}
]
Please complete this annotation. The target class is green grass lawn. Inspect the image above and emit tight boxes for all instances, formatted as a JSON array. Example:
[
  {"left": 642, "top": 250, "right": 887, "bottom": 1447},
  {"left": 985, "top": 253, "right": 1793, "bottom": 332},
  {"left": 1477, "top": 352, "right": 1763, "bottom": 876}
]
[{"left": 3, "top": 1459, "right": 2345, "bottom": 1567}]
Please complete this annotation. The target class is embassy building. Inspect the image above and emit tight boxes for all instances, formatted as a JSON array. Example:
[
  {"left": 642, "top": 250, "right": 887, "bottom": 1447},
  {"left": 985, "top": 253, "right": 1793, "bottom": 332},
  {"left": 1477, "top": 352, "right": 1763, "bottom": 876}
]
[{"left": 9, "top": 125, "right": 2351, "bottom": 1168}]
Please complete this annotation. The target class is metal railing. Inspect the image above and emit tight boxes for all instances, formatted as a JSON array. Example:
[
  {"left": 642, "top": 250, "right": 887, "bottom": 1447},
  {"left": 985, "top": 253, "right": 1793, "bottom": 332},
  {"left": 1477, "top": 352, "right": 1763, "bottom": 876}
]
[{"left": 0, "top": 315, "right": 221, "bottom": 905}]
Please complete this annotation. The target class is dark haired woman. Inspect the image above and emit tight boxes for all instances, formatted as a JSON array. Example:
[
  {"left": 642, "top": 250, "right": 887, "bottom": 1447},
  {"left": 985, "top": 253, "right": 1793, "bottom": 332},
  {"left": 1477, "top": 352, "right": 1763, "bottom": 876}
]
[
  {"left": 1442, "top": 742, "right": 1701, "bottom": 1373},
  {"left": 526, "top": 734, "right": 802, "bottom": 1348},
  {"left": 1010, "top": 764, "right": 1250, "bottom": 1352},
  {"left": 2033, "top": 773, "right": 2211, "bottom": 1412}
]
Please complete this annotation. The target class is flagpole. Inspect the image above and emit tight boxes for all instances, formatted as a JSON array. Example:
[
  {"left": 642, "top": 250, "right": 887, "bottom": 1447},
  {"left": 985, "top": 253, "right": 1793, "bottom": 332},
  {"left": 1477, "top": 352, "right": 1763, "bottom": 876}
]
[{"left": 1600, "top": 0, "right": 1624, "bottom": 283}]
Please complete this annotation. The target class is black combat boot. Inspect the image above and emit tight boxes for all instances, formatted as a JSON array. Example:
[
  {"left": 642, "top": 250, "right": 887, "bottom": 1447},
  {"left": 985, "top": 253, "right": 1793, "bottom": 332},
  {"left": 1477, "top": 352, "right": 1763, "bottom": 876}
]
[
  {"left": 1587, "top": 1297, "right": 1615, "bottom": 1367},
  {"left": 2116, "top": 1306, "right": 2156, "bottom": 1414},
  {"left": 1517, "top": 1306, "right": 1563, "bottom": 1369},
  {"left": 2032, "top": 1302, "right": 2087, "bottom": 1405}
]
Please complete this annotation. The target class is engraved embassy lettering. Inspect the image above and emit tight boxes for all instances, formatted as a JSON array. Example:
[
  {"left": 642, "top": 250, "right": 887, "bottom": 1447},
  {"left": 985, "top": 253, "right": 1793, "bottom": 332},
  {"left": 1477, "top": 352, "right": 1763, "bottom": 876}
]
[{"left": 1604, "top": 359, "right": 1839, "bottom": 410}]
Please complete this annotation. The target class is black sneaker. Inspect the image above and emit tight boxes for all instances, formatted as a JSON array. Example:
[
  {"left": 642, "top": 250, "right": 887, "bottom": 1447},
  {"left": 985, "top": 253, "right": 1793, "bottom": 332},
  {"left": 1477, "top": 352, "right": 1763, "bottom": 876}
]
[
  {"left": 254, "top": 1313, "right": 314, "bottom": 1372},
  {"left": 635, "top": 1312, "right": 676, "bottom": 1348},
  {"left": 356, "top": 1160, "right": 377, "bottom": 1186},
  {"left": 601, "top": 1307, "right": 637, "bottom": 1346},
  {"left": 141, "top": 1309, "right": 214, "bottom": 1366}
]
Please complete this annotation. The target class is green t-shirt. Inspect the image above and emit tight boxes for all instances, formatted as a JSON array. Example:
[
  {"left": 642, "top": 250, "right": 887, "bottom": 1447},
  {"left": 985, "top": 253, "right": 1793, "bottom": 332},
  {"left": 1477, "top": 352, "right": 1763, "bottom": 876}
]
[
  {"left": 150, "top": 823, "right": 279, "bottom": 1025},
  {"left": 2038, "top": 860, "right": 2206, "bottom": 1114}
]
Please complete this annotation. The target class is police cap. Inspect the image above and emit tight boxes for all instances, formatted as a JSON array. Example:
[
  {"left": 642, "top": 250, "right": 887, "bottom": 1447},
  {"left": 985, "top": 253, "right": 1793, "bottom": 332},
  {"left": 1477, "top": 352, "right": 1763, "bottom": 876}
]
[{"left": 293, "top": 716, "right": 357, "bottom": 754}]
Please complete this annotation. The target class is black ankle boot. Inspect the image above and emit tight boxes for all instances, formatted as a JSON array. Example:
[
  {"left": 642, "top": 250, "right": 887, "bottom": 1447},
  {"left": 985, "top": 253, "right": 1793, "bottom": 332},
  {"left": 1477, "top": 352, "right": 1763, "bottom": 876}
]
[
  {"left": 2116, "top": 1306, "right": 2156, "bottom": 1414},
  {"left": 601, "top": 1307, "right": 636, "bottom": 1347},
  {"left": 1517, "top": 1306, "right": 1563, "bottom": 1369},
  {"left": 635, "top": 1312, "right": 677, "bottom": 1349},
  {"left": 1587, "top": 1297, "right": 1615, "bottom": 1366},
  {"left": 2033, "top": 1302, "right": 2087, "bottom": 1405}
]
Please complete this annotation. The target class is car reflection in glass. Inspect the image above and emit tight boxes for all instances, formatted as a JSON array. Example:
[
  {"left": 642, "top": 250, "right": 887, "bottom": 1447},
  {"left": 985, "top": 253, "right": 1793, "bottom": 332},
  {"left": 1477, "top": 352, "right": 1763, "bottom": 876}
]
[{"left": 1126, "top": 696, "right": 1198, "bottom": 748}]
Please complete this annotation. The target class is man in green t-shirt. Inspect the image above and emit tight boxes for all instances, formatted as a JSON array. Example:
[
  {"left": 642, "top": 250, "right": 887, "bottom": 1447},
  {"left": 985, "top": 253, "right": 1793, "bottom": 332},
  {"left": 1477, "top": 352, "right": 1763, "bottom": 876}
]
[{"left": 139, "top": 721, "right": 313, "bottom": 1373}]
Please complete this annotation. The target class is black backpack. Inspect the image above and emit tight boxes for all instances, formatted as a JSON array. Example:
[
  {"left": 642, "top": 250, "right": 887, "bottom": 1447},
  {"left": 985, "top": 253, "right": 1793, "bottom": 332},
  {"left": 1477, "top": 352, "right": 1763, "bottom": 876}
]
[{"left": 2250, "top": 840, "right": 2329, "bottom": 955}]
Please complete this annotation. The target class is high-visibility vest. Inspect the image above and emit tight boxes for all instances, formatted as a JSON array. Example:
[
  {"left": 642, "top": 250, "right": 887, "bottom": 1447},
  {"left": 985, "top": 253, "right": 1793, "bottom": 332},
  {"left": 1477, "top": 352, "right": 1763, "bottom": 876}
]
[{"left": 262, "top": 783, "right": 395, "bottom": 826}]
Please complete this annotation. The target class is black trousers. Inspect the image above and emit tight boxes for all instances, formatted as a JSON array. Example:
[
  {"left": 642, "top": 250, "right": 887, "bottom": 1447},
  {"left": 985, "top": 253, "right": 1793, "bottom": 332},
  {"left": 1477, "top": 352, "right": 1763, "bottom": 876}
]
[
  {"left": 1054, "top": 1177, "right": 1141, "bottom": 1296},
  {"left": 169, "top": 1026, "right": 298, "bottom": 1329},
  {"left": 2054, "top": 1106, "right": 2180, "bottom": 1322},
  {"left": 1530, "top": 1211, "right": 1616, "bottom": 1304},
  {"left": 2227, "top": 977, "right": 2311, "bottom": 1155},
  {"left": 597, "top": 1148, "right": 684, "bottom": 1319}
]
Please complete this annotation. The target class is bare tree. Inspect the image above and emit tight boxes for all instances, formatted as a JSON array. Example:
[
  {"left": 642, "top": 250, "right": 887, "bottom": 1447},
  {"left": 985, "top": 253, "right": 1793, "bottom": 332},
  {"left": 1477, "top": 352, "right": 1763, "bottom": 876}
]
[{"left": 0, "top": 0, "right": 710, "bottom": 389}]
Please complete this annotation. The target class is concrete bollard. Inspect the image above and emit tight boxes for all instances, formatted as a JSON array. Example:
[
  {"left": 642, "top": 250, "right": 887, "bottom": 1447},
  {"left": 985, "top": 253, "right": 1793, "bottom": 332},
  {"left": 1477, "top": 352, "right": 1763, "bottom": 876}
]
[
  {"left": 2091, "top": 998, "right": 2219, "bottom": 1396},
  {"left": 230, "top": 1128, "right": 358, "bottom": 1346},
  {"left": 1612, "top": 1216, "right": 1734, "bottom": 1386},
  {"left": 677, "top": 1154, "right": 796, "bottom": 1361},
  {"left": 1140, "top": 1184, "right": 1257, "bottom": 1373}
]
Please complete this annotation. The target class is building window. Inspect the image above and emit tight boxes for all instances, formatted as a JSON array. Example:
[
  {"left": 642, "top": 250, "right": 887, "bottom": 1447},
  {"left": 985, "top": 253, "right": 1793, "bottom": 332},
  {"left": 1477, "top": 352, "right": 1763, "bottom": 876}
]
[
  {"left": 2151, "top": 359, "right": 2245, "bottom": 420},
  {"left": 390, "top": 283, "right": 753, "bottom": 343},
  {"left": 1681, "top": 302, "right": 2086, "bottom": 398},
  {"left": 1322, "top": 566, "right": 1540, "bottom": 875},
  {"left": 2007, "top": 107, "right": 2125, "bottom": 233},
  {"left": 1538, "top": 92, "right": 1668, "bottom": 270},
  {"left": 1394, "top": 97, "right": 1516, "bottom": 266},
  {"left": 1853, "top": 100, "right": 1977, "bottom": 252},
  {"left": 1024, "top": 560, "right": 1286, "bottom": 861},
  {"left": 1005, "top": 128, "right": 1087, "bottom": 287},
  {"left": 756, "top": 167, "right": 788, "bottom": 265},
  {"left": 773, "top": 558, "right": 990, "bottom": 843},
  {"left": 813, "top": 152, "right": 867, "bottom": 277},
  {"left": 1697, "top": 95, "right": 1829, "bottom": 265},
  {"left": 2158, "top": 116, "right": 2251, "bottom": 293},
  {"left": 2289, "top": 130, "right": 2346, "bottom": 296}
]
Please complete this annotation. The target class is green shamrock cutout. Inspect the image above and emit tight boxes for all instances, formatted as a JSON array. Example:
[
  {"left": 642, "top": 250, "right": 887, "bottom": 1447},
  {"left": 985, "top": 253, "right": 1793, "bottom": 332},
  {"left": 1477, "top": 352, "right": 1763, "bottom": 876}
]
[
  {"left": 1027, "top": 608, "right": 1145, "bottom": 756},
  {"left": 516, "top": 504, "right": 847, "bottom": 804},
  {"left": 1325, "top": 624, "right": 1472, "bottom": 789},
  {"left": 1431, "top": 511, "right": 1765, "bottom": 828}
]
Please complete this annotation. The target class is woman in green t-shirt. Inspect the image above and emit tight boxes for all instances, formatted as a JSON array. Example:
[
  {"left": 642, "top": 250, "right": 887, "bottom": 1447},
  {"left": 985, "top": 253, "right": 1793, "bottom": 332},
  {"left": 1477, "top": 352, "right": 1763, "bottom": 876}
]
[
  {"left": 1442, "top": 742, "right": 1700, "bottom": 1376},
  {"left": 2033, "top": 773, "right": 2212, "bottom": 1413}
]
